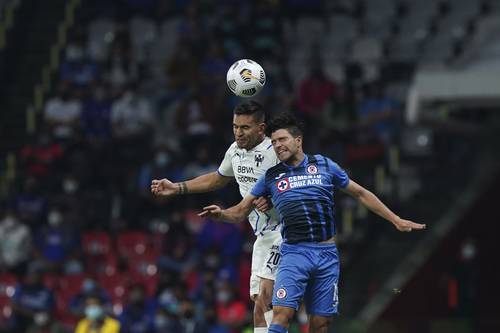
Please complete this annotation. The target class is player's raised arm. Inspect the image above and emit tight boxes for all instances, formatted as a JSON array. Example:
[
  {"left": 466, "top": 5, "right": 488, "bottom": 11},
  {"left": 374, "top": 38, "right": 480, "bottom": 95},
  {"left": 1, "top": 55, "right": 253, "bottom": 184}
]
[
  {"left": 151, "top": 172, "right": 232, "bottom": 197},
  {"left": 198, "top": 194, "right": 257, "bottom": 223},
  {"left": 341, "top": 179, "right": 426, "bottom": 232}
]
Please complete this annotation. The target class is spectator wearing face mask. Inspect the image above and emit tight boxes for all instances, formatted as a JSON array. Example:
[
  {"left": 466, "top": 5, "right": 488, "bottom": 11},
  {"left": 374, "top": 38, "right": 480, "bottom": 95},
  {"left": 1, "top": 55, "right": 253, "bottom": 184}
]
[
  {"left": 137, "top": 146, "right": 184, "bottom": 195},
  {"left": 34, "top": 207, "right": 80, "bottom": 269},
  {"left": 118, "top": 284, "right": 156, "bottom": 333},
  {"left": 69, "top": 278, "right": 111, "bottom": 318},
  {"left": 11, "top": 268, "right": 55, "bottom": 332},
  {"left": 26, "top": 311, "right": 68, "bottom": 333},
  {"left": 75, "top": 295, "right": 120, "bottom": 333},
  {"left": 153, "top": 306, "right": 182, "bottom": 333},
  {"left": 0, "top": 209, "right": 32, "bottom": 274}
]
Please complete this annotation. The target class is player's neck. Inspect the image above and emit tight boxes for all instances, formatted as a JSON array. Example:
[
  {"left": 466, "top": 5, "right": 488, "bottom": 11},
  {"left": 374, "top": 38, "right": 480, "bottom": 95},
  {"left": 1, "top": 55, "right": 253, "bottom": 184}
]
[
  {"left": 246, "top": 135, "right": 266, "bottom": 150},
  {"left": 286, "top": 152, "right": 305, "bottom": 167}
]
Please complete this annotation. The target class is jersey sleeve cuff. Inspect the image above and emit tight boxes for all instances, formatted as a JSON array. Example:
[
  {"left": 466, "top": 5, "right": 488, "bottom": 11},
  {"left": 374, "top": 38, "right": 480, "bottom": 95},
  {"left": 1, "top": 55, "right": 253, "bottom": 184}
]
[{"left": 217, "top": 169, "right": 232, "bottom": 177}]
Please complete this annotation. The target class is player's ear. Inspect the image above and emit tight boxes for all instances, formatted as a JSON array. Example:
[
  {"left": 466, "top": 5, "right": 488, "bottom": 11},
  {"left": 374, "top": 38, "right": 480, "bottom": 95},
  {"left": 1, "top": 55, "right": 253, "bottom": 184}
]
[
  {"left": 296, "top": 135, "right": 303, "bottom": 146},
  {"left": 258, "top": 122, "right": 266, "bottom": 133}
]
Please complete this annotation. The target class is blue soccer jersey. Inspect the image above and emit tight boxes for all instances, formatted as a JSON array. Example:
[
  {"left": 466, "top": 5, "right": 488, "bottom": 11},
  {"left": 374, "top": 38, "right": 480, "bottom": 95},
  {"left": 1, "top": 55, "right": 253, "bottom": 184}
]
[{"left": 251, "top": 154, "right": 349, "bottom": 244}]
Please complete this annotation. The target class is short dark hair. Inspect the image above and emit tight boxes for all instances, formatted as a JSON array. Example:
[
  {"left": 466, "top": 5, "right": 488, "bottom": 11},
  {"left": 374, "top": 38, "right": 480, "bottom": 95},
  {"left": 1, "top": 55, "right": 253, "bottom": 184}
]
[
  {"left": 233, "top": 101, "right": 265, "bottom": 123},
  {"left": 266, "top": 112, "right": 304, "bottom": 138}
]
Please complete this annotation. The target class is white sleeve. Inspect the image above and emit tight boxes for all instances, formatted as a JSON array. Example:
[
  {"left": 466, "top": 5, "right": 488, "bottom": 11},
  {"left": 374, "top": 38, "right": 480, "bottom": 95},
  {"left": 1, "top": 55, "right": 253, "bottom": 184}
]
[{"left": 217, "top": 146, "right": 234, "bottom": 177}]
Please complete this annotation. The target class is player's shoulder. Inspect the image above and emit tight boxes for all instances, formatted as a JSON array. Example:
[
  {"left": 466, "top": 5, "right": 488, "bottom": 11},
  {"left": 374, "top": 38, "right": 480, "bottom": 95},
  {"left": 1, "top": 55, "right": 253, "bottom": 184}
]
[
  {"left": 308, "top": 154, "right": 342, "bottom": 169},
  {"left": 224, "top": 141, "right": 239, "bottom": 155},
  {"left": 264, "top": 162, "right": 287, "bottom": 181}
]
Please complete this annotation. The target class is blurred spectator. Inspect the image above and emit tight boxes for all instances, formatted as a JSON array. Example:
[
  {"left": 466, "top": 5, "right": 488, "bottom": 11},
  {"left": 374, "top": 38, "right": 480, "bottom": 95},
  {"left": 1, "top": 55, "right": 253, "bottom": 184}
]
[
  {"left": 44, "top": 83, "right": 82, "bottom": 142},
  {"left": 60, "top": 54, "right": 99, "bottom": 87},
  {"left": 19, "top": 132, "right": 64, "bottom": 178},
  {"left": 13, "top": 177, "right": 47, "bottom": 226},
  {"left": 110, "top": 83, "right": 153, "bottom": 141},
  {"left": 0, "top": 209, "right": 32, "bottom": 274},
  {"left": 119, "top": 284, "right": 156, "bottom": 333},
  {"left": 448, "top": 238, "right": 480, "bottom": 317},
  {"left": 34, "top": 206, "right": 80, "bottom": 269},
  {"left": 26, "top": 311, "right": 68, "bottom": 333},
  {"left": 196, "top": 219, "right": 242, "bottom": 264},
  {"left": 356, "top": 82, "right": 400, "bottom": 145},
  {"left": 69, "top": 278, "right": 111, "bottom": 318},
  {"left": 193, "top": 306, "right": 230, "bottom": 333},
  {"left": 215, "top": 281, "right": 247, "bottom": 330},
  {"left": 184, "top": 144, "right": 218, "bottom": 179},
  {"left": 153, "top": 306, "right": 183, "bottom": 333},
  {"left": 137, "top": 145, "right": 185, "bottom": 193},
  {"left": 249, "top": 1, "right": 282, "bottom": 58},
  {"left": 11, "top": 268, "right": 55, "bottom": 332},
  {"left": 297, "top": 64, "right": 337, "bottom": 130},
  {"left": 164, "top": 41, "right": 199, "bottom": 92},
  {"left": 75, "top": 295, "right": 120, "bottom": 333},
  {"left": 80, "top": 83, "right": 113, "bottom": 143}
]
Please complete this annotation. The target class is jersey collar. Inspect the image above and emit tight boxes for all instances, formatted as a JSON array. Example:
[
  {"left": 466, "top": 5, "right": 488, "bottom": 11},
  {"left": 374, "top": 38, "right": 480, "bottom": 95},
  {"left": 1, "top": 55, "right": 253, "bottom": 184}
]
[
  {"left": 240, "top": 136, "right": 270, "bottom": 153},
  {"left": 282, "top": 154, "right": 308, "bottom": 169}
]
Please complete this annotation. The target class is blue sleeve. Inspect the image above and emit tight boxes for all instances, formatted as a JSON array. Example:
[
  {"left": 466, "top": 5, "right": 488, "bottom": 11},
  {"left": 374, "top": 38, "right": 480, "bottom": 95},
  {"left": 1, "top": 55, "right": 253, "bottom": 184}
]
[
  {"left": 251, "top": 173, "right": 269, "bottom": 197},
  {"left": 326, "top": 157, "right": 349, "bottom": 188}
]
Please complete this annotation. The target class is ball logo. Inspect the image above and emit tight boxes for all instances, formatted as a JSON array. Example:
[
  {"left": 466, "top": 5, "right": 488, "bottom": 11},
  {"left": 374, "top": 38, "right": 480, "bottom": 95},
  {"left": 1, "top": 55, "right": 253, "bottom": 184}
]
[
  {"left": 276, "top": 288, "right": 287, "bottom": 299},
  {"left": 276, "top": 179, "right": 289, "bottom": 192},
  {"left": 307, "top": 164, "right": 318, "bottom": 174}
]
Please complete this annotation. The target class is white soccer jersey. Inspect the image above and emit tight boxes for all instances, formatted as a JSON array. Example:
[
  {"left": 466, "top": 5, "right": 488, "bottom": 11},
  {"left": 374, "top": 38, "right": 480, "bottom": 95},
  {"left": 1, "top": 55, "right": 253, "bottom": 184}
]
[{"left": 218, "top": 137, "right": 280, "bottom": 236}]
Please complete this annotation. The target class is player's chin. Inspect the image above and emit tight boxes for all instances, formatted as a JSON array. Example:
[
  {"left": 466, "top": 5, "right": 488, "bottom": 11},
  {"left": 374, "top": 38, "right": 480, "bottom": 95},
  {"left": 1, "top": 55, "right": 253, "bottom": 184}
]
[{"left": 277, "top": 152, "right": 290, "bottom": 162}]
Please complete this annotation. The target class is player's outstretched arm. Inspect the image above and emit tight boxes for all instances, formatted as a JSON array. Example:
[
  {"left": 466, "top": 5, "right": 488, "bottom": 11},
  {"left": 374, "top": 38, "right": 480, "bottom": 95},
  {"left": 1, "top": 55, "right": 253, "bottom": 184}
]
[
  {"left": 151, "top": 172, "right": 232, "bottom": 197},
  {"left": 198, "top": 195, "right": 256, "bottom": 223},
  {"left": 341, "top": 180, "right": 426, "bottom": 232}
]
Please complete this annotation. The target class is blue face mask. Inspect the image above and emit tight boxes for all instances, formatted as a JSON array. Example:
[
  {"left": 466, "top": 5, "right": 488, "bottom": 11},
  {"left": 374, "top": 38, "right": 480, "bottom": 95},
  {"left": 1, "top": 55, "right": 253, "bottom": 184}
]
[{"left": 85, "top": 305, "right": 103, "bottom": 320}]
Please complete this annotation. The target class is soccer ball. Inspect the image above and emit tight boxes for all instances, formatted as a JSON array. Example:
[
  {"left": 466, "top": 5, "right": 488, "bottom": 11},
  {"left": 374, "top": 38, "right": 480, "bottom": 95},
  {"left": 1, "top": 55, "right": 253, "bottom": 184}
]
[{"left": 226, "top": 59, "right": 266, "bottom": 98}]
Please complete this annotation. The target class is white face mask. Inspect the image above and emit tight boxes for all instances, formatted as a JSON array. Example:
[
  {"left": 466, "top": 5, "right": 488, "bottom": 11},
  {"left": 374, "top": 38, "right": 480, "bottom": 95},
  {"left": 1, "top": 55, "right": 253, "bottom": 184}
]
[
  {"left": 48, "top": 211, "right": 62, "bottom": 226},
  {"left": 461, "top": 242, "right": 477, "bottom": 260},
  {"left": 155, "top": 152, "right": 170, "bottom": 167},
  {"left": 2, "top": 216, "right": 18, "bottom": 228},
  {"left": 216, "top": 290, "right": 231, "bottom": 303},
  {"left": 63, "top": 178, "right": 79, "bottom": 194},
  {"left": 85, "top": 305, "right": 103, "bottom": 320},
  {"left": 34, "top": 312, "right": 49, "bottom": 326}
]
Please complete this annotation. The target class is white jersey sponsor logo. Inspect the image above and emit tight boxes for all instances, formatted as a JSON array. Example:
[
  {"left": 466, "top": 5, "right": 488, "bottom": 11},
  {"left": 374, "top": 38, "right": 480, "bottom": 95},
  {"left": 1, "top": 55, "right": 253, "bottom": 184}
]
[{"left": 218, "top": 137, "right": 280, "bottom": 235}]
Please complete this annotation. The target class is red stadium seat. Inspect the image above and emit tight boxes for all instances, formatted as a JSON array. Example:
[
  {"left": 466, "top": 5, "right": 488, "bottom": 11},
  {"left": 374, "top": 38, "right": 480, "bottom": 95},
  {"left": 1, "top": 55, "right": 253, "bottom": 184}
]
[
  {"left": 82, "top": 231, "right": 112, "bottom": 256},
  {"left": 0, "top": 273, "right": 17, "bottom": 322},
  {"left": 43, "top": 272, "right": 59, "bottom": 290},
  {"left": 127, "top": 252, "right": 159, "bottom": 296},
  {"left": 97, "top": 274, "right": 129, "bottom": 304},
  {"left": 92, "top": 253, "right": 119, "bottom": 277},
  {"left": 0, "top": 273, "right": 17, "bottom": 298},
  {"left": 116, "top": 231, "right": 150, "bottom": 260}
]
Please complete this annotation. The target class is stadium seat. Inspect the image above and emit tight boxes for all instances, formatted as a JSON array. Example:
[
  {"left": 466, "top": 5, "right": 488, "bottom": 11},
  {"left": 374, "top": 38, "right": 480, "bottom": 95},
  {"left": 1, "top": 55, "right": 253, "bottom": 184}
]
[
  {"left": 0, "top": 273, "right": 17, "bottom": 299},
  {"left": 116, "top": 231, "right": 152, "bottom": 260},
  {"left": 82, "top": 231, "right": 112, "bottom": 257},
  {"left": 43, "top": 272, "right": 59, "bottom": 290},
  {"left": 0, "top": 273, "right": 17, "bottom": 321},
  {"left": 127, "top": 252, "right": 159, "bottom": 296}
]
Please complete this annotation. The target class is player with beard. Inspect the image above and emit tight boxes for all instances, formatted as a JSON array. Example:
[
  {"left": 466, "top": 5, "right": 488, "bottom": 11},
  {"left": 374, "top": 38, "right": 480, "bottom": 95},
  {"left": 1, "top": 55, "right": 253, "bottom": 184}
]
[{"left": 151, "top": 101, "right": 280, "bottom": 333}]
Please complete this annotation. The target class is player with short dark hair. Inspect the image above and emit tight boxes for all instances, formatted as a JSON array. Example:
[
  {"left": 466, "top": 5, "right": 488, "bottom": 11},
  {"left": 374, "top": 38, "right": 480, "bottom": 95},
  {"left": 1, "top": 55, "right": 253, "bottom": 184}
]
[
  {"left": 199, "top": 112, "right": 426, "bottom": 333},
  {"left": 151, "top": 101, "right": 281, "bottom": 333}
]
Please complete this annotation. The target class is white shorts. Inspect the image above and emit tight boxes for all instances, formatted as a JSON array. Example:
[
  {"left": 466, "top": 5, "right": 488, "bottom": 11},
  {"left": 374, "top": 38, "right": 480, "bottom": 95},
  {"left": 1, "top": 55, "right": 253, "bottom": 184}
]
[{"left": 250, "top": 230, "right": 282, "bottom": 297}]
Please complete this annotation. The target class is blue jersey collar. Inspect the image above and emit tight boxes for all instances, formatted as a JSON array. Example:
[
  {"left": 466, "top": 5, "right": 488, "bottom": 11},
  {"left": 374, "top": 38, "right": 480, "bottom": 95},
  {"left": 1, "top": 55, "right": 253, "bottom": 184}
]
[{"left": 283, "top": 154, "right": 308, "bottom": 169}]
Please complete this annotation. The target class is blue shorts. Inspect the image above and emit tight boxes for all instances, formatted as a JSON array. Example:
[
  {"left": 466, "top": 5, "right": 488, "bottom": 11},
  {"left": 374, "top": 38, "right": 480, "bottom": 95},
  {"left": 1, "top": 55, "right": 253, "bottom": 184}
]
[{"left": 272, "top": 242, "right": 340, "bottom": 316}]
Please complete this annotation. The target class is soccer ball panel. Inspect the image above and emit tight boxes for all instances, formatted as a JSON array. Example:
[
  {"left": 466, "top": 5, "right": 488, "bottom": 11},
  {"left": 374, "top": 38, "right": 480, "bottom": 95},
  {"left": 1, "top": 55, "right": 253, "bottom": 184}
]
[{"left": 226, "top": 59, "right": 266, "bottom": 98}]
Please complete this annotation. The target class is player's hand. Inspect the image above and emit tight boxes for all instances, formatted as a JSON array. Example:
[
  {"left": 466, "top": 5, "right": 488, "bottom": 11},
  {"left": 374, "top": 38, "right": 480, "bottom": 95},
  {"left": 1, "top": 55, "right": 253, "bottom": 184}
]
[
  {"left": 198, "top": 205, "right": 223, "bottom": 219},
  {"left": 151, "top": 178, "right": 177, "bottom": 196},
  {"left": 253, "top": 196, "right": 273, "bottom": 212},
  {"left": 393, "top": 217, "right": 426, "bottom": 232}
]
